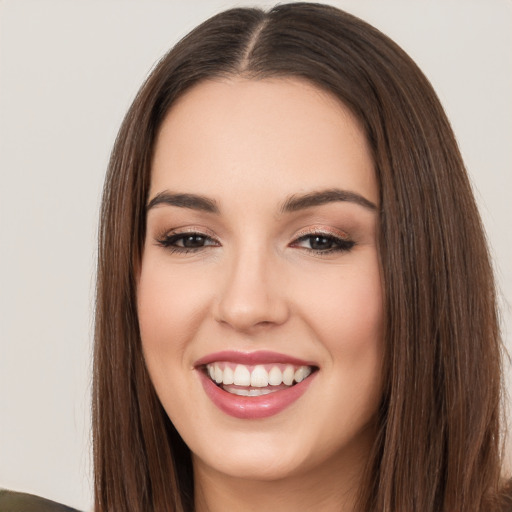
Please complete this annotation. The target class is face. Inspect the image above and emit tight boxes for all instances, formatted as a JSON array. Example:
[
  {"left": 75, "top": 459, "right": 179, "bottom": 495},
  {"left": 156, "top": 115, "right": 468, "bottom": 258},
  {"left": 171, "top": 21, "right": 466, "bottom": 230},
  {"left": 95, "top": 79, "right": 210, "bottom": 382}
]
[{"left": 137, "top": 78, "right": 383, "bottom": 485}]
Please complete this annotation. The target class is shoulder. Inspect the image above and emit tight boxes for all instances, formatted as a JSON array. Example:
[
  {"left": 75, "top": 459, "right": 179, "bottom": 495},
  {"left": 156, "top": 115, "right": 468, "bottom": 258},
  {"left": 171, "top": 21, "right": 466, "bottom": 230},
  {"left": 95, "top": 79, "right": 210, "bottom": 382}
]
[{"left": 0, "top": 490, "right": 81, "bottom": 512}]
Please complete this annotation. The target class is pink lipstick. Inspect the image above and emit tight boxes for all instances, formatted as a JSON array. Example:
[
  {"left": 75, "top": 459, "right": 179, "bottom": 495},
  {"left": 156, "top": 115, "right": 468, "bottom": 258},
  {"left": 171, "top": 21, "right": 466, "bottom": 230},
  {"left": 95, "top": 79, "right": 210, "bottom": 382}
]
[{"left": 195, "top": 351, "right": 318, "bottom": 419}]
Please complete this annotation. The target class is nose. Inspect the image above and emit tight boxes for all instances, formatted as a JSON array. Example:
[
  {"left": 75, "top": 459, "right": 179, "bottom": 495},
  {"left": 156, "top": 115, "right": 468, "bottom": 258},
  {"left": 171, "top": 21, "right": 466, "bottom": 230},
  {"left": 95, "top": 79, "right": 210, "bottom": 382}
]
[{"left": 214, "top": 246, "right": 290, "bottom": 333}]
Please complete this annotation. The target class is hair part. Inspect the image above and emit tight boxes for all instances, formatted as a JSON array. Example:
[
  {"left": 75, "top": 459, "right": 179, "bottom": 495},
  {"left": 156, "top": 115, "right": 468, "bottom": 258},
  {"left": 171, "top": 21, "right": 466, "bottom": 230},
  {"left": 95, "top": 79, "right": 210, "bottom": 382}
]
[{"left": 93, "top": 4, "right": 508, "bottom": 511}]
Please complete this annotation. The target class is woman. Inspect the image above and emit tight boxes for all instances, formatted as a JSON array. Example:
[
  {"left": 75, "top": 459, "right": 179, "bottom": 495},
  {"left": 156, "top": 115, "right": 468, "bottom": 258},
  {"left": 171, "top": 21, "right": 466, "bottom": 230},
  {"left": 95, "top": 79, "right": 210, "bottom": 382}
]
[{"left": 92, "top": 3, "right": 510, "bottom": 511}]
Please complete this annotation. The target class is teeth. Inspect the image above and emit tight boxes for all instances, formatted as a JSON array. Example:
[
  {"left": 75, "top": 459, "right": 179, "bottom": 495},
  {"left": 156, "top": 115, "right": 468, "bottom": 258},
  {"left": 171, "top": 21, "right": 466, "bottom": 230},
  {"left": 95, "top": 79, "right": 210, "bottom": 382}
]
[
  {"left": 282, "top": 366, "right": 295, "bottom": 385},
  {"left": 250, "top": 365, "right": 269, "bottom": 387},
  {"left": 205, "top": 362, "right": 313, "bottom": 389},
  {"left": 226, "top": 387, "right": 275, "bottom": 397},
  {"left": 294, "top": 366, "right": 312, "bottom": 383},
  {"left": 223, "top": 366, "right": 234, "bottom": 385},
  {"left": 268, "top": 366, "right": 283, "bottom": 386},
  {"left": 233, "top": 365, "right": 251, "bottom": 386}
]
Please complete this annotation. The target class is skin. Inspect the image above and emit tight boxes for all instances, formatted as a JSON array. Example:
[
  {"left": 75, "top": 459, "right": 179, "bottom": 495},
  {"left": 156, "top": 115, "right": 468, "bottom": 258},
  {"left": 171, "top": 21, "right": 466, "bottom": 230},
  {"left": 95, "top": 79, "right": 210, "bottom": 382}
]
[{"left": 137, "top": 78, "right": 384, "bottom": 511}]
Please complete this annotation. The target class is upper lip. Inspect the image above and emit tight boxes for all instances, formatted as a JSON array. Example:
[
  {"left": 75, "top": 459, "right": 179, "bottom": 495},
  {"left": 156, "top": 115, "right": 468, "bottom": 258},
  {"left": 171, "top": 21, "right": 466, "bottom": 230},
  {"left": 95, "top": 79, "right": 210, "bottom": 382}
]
[{"left": 194, "top": 350, "right": 317, "bottom": 368}]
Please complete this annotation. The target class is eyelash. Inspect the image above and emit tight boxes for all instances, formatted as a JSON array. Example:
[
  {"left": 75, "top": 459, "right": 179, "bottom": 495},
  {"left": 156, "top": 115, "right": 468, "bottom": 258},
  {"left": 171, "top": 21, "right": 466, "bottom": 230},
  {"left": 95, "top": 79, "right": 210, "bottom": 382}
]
[
  {"left": 291, "top": 232, "right": 355, "bottom": 254},
  {"left": 155, "top": 230, "right": 355, "bottom": 255},
  {"left": 156, "top": 232, "right": 220, "bottom": 254}
]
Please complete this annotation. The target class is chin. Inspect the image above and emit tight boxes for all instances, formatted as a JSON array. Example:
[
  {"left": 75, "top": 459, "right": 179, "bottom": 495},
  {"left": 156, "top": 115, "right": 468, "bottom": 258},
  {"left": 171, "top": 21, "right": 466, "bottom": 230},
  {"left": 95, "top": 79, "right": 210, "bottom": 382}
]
[{"left": 192, "top": 437, "right": 314, "bottom": 481}]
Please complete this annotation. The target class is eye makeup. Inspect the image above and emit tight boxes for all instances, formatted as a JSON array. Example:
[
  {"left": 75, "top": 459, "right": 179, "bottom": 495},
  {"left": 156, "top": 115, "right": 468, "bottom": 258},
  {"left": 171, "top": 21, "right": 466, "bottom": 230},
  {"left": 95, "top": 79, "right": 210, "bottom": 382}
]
[
  {"left": 155, "top": 226, "right": 220, "bottom": 254},
  {"left": 154, "top": 225, "right": 355, "bottom": 256}
]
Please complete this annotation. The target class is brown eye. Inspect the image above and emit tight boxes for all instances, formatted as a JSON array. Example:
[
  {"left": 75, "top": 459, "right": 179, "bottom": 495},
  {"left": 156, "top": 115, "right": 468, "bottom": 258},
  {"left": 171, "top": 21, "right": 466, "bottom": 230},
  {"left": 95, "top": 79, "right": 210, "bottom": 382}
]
[
  {"left": 180, "top": 234, "right": 208, "bottom": 248},
  {"left": 309, "top": 235, "right": 336, "bottom": 250},
  {"left": 156, "top": 232, "right": 219, "bottom": 253},
  {"left": 293, "top": 233, "right": 355, "bottom": 253}
]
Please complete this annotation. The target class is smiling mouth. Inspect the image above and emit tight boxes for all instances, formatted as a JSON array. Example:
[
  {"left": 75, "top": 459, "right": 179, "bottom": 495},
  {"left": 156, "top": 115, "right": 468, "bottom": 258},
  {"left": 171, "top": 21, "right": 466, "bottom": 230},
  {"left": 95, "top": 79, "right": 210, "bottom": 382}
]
[{"left": 204, "top": 362, "right": 317, "bottom": 397}]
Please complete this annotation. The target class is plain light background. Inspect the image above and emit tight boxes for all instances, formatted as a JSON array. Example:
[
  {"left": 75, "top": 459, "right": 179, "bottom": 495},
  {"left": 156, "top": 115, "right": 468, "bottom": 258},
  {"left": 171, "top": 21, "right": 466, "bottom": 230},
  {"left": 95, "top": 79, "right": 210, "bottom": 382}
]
[{"left": 1, "top": 1, "right": 511, "bottom": 509}]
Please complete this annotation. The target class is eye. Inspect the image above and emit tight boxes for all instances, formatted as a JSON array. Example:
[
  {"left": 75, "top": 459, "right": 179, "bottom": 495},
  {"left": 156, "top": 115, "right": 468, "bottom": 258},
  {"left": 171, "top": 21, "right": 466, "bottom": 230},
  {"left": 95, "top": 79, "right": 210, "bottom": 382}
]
[
  {"left": 291, "top": 232, "right": 355, "bottom": 254},
  {"left": 156, "top": 231, "right": 219, "bottom": 253}
]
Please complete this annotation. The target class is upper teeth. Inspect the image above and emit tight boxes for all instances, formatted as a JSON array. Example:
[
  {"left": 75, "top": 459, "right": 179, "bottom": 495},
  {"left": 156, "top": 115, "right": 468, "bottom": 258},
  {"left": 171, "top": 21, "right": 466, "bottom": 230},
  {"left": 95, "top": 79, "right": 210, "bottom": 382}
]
[{"left": 206, "top": 362, "right": 312, "bottom": 387}]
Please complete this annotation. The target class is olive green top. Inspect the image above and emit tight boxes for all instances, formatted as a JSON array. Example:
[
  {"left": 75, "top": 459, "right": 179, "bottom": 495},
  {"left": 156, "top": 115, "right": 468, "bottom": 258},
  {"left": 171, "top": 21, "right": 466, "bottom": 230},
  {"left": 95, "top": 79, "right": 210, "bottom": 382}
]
[{"left": 0, "top": 490, "right": 81, "bottom": 512}]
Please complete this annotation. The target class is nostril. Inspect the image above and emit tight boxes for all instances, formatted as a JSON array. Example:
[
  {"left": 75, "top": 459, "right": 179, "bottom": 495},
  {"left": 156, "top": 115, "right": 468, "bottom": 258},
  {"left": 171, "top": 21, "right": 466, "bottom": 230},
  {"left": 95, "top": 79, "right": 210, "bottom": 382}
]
[{"left": 215, "top": 299, "right": 289, "bottom": 332}]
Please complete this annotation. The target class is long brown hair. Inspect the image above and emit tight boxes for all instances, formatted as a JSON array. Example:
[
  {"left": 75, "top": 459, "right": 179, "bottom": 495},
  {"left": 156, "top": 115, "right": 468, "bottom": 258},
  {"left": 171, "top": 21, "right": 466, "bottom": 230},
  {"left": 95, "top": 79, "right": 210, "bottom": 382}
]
[{"left": 93, "top": 3, "right": 508, "bottom": 511}]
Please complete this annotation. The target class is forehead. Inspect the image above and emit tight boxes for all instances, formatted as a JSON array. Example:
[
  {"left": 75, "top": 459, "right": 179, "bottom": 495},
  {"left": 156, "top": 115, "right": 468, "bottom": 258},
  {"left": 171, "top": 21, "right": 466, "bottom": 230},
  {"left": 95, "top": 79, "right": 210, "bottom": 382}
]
[{"left": 150, "top": 77, "right": 377, "bottom": 207}]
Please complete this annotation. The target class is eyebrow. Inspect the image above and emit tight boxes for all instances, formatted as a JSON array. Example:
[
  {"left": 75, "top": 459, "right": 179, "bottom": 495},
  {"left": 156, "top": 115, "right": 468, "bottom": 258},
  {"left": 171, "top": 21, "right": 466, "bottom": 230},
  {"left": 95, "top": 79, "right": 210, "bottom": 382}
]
[
  {"left": 280, "top": 188, "right": 377, "bottom": 213},
  {"left": 146, "top": 187, "right": 377, "bottom": 215},
  {"left": 146, "top": 191, "right": 219, "bottom": 214}
]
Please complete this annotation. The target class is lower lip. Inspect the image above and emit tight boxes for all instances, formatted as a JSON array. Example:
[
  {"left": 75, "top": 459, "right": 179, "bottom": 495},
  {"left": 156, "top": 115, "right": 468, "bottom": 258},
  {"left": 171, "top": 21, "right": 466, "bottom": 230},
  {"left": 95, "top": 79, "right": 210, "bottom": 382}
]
[{"left": 197, "top": 370, "right": 316, "bottom": 419}]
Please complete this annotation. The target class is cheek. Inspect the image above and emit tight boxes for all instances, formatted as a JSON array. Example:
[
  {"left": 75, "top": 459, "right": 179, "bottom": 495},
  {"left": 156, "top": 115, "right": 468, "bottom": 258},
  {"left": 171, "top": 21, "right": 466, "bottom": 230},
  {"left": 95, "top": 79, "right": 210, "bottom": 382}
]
[
  {"left": 297, "top": 257, "right": 383, "bottom": 350},
  {"left": 137, "top": 257, "right": 211, "bottom": 367},
  {"left": 296, "top": 255, "right": 384, "bottom": 410}
]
